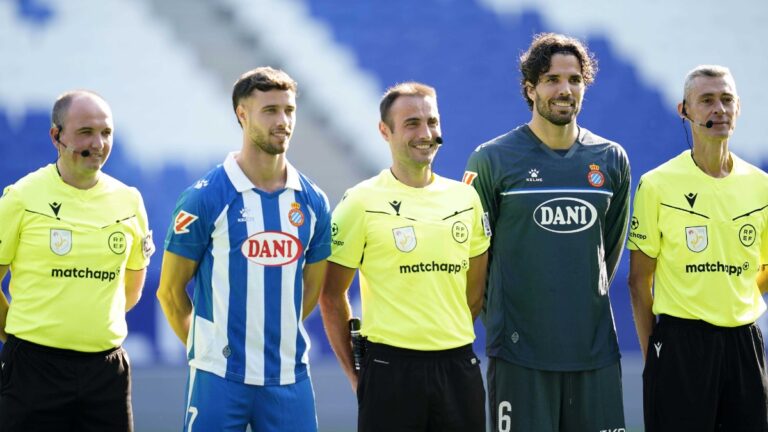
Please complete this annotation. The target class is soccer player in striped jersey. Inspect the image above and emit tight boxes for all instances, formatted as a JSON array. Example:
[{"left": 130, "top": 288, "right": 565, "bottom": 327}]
[
  {"left": 628, "top": 65, "right": 768, "bottom": 431},
  {"left": 465, "top": 33, "right": 630, "bottom": 431},
  {"left": 157, "top": 67, "right": 331, "bottom": 432}
]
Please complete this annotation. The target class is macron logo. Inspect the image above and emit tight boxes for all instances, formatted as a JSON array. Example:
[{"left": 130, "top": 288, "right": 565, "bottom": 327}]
[
  {"left": 174, "top": 211, "right": 198, "bottom": 234},
  {"left": 654, "top": 342, "right": 662, "bottom": 358}
]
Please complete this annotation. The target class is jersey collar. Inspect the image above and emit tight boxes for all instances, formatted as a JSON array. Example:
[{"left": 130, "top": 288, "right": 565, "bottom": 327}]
[{"left": 223, "top": 152, "right": 303, "bottom": 192}]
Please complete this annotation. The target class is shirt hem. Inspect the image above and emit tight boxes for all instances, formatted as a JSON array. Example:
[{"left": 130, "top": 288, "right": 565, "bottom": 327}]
[
  {"left": 190, "top": 362, "right": 310, "bottom": 386},
  {"left": 489, "top": 351, "right": 621, "bottom": 372}
]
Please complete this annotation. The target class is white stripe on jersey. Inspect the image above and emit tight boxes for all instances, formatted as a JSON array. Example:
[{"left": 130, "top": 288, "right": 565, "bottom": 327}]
[
  {"left": 186, "top": 366, "right": 198, "bottom": 413},
  {"left": 191, "top": 207, "right": 231, "bottom": 378},
  {"left": 279, "top": 191, "right": 300, "bottom": 384},
  {"left": 501, "top": 188, "right": 614, "bottom": 196},
  {"left": 243, "top": 191, "right": 266, "bottom": 385}
]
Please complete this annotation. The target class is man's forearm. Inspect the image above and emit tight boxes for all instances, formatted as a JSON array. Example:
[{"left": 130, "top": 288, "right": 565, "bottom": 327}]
[
  {"left": 628, "top": 251, "right": 657, "bottom": 360},
  {"left": 319, "top": 293, "right": 357, "bottom": 390},
  {"left": 0, "top": 293, "right": 8, "bottom": 343},
  {"left": 157, "top": 290, "right": 193, "bottom": 344},
  {"left": 0, "top": 265, "right": 10, "bottom": 342},
  {"left": 629, "top": 290, "right": 655, "bottom": 359}
]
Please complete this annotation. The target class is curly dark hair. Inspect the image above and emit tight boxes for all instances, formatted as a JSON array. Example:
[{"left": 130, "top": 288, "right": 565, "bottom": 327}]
[{"left": 519, "top": 33, "right": 597, "bottom": 110}]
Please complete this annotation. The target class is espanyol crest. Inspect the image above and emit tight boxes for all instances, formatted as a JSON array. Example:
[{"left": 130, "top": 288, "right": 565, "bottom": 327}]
[
  {"left": 686, "top": 226, "right": 708, "bottom": 252},
  {"left": 392, "top": 226, "right": 417, "bottom": 253},
  {"left": 50, "top": 229, "right": 72, "bottom": 256}
]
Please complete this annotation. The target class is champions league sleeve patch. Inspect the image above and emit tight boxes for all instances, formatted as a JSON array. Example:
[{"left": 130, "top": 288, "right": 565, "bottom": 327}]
[{"left": 462, "top": 171, "right": 478, "bottom": 186}]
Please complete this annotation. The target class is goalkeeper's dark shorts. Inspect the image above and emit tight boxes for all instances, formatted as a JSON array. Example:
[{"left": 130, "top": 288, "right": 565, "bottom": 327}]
[{"left": 487, "top": 357, "right": 625, "bottom": 432}]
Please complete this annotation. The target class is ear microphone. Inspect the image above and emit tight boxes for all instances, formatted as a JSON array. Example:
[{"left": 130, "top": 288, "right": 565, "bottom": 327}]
[
  {"left": 55, "top": 125, "right": 91, "bottom": 157},
  {"left": 681, "top": 100, "right": 713, "bottom": 128}
]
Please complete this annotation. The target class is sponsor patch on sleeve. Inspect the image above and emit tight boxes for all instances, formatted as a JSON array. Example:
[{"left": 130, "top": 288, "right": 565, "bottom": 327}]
[
  {"left": 482, "top": 212, "right": 492, "bottom": 237},
  {"left": 462, "top": 171, "right": 478, "bottom": 185},
  {"left": 174, "top": 210, "right": 198, "bottom": 235},
  {"left": 143, "top": 230, "right": 156, "bottom": 258}
]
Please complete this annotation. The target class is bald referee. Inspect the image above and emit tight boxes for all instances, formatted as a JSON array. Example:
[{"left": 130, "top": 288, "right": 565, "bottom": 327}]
[
  {"left": 0, "top": 90, "right": 154, "bottom": 431},
  {"left": 628, "top": 65, "right": 768, "bottom": 431},
  {"left": 320, "top": 82, "right": 490, "bottom": 432}
]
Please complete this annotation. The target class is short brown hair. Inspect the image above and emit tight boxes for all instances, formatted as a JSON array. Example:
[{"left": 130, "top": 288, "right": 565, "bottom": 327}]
[
  {"left": 519, "top": 33, "right": 597, "bottom": 110},
  {"left": 232, "top": 67, "right": 297, "bottom": 126},
  {"left": 379, "top": 82, "right": 437, "bottom": 130}
]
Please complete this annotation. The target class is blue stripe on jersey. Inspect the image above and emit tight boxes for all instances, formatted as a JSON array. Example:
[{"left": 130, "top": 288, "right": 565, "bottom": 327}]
[
  {"left": 189, "top": 249, "right": 216, "bottom": 362},
  {"left": 226, "top": 194, "right": 248, "bottom": 380},
  {"left": 192, "top": 253, "right": 215, "bottom": 322},
  {"left": 261, "top": 191, "right": 284, "bottom": 382},
  {"left": 294, "top": 196, "right": 310, "bottom": 376},
  {"left": 501, "top": 188, "right": 614, "bottom": 196}
]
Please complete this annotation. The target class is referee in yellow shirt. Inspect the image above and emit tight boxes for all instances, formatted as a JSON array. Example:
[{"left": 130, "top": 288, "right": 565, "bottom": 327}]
[
  {"left": 628, "top": 65, "right": 768, "bottom": 431},
  {"left": 320, "top": 82, "right": 490, "bottom": 432},
  {"left": 0, "top": 91, "right": 154, "bottom": 432}
]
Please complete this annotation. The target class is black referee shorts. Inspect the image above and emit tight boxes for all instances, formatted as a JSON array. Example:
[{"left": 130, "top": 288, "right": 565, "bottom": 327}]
[
  {"left": 643, "top": 314, "right": 768, "bottom": 431},
  {"left": 0, "top": 335, "right": 133, "bottom": 432},
  {"left": 357, "top": 341, "right": 485, "bottom": 432}
]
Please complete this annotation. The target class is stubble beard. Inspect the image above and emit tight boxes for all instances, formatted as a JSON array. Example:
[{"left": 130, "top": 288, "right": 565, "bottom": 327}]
[
  {"left": 250, "top": 128, "right": 288, "bottom": 156},
  {"left": 536, "top": 95, "right": 579, "bottom": 126}
]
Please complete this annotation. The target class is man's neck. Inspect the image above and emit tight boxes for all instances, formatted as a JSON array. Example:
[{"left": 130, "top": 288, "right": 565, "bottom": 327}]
[
  {"left": 390, "top": 164, "right": 433, "bottom": 188},
  {"left": 528, "top": 117, "right": 578, "bottom": 150},
  {"left": 56, "top": 160, "right": 99, "bottom": 190},
  {"left": 235, "top": 146, "right": 287, "bottom": 193},
  {"left": 691, "top": 138, "right": 732, "bottom": 178}
]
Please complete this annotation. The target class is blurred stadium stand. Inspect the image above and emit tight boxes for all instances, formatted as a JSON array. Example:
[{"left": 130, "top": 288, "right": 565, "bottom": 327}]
[{"left": 1, "top": 0, "right": 767, "bottom": 430}]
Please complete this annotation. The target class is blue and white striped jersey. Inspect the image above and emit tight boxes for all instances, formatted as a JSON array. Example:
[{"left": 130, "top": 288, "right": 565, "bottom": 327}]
[{"left": 165, "top": 153, "right": 331, "bottom": 385}]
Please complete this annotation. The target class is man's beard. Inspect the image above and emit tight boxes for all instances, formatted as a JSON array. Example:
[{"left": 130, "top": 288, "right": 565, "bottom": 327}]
[{"left": 535, "top": 94, "right": 579, "bottom": 126}]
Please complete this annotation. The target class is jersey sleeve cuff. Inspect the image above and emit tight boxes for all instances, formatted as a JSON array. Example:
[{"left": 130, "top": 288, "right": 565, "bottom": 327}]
[
  {"left": 626, "top": 240, "right": 657, "bottom": 258},
  {"left": 328, "top": 255, "right": 359, "bottom": 269},
  {"left": 165, "top": 243, "right": 204, "bottom": 262}
]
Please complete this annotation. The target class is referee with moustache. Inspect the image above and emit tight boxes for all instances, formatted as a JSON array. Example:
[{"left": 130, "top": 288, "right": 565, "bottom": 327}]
[
  {"left": 320, "top": 82, "right": 490, "bottom": 432},
  {"left": 0, "top": 90, "right": 154, "bottom": 431}
]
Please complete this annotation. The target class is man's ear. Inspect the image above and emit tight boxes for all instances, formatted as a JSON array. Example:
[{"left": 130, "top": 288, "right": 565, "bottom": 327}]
[
  {"left": 525, "top": 81, "right": 536, "bottom": 100},
  {"left": 236, "top": 105, "right": 247, "bottom": 126},
  {"left": 378, "top": 121, "right": 391, "bottom": 141},
  {"left": 50, "top": 126, "right": 61, "bottom": 150}
]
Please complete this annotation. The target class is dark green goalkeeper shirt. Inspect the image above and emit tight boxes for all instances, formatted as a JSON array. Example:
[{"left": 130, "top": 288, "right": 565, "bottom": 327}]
[{"left": 465, "top": 125, "right": 631, "bottom": 371}]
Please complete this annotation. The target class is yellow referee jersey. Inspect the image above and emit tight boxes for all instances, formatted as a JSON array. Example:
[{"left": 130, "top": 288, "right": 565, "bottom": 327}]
[
  {"left": 628, "top": 151, "right": 768, "bottom": 326},
  {"left": 0, "top": 165, "right": 152, "bottom": 351},
  {"left": 330, "top": 170, "right": 490, "bottom": 350}
]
